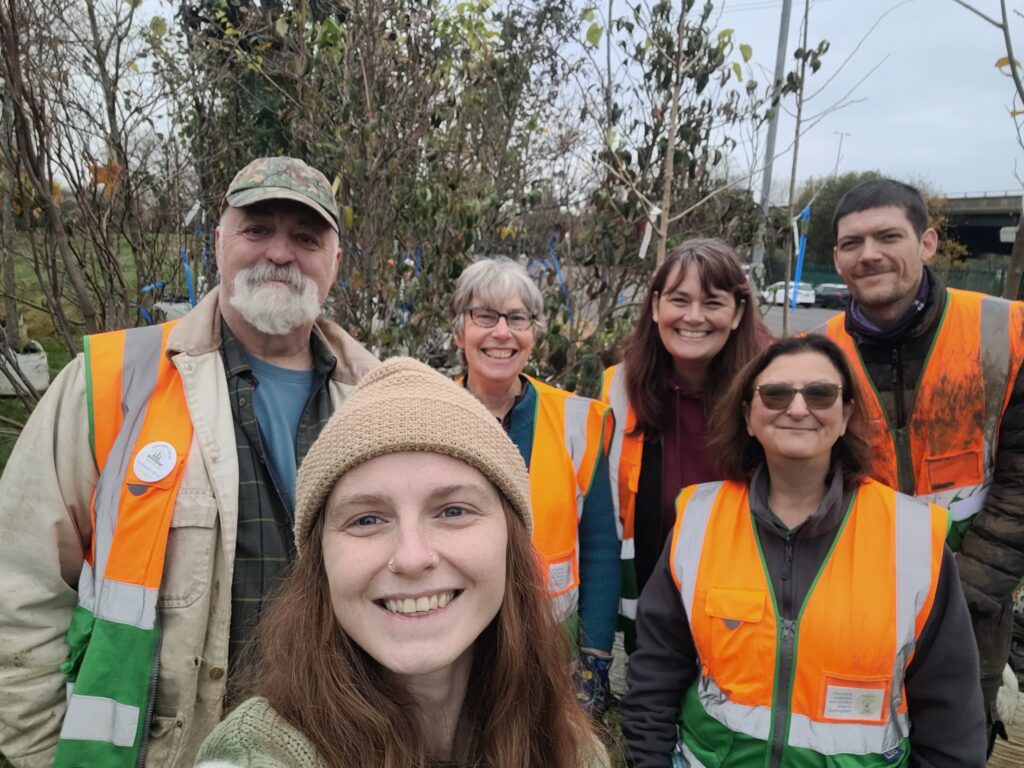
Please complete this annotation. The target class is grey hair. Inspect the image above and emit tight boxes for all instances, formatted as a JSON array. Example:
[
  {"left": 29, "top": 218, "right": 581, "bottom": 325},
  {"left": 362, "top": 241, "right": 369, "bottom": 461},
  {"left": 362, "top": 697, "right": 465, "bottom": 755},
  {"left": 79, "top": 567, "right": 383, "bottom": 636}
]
[{"left": 450, "top": 257, "right": 546, "bottom": 337}]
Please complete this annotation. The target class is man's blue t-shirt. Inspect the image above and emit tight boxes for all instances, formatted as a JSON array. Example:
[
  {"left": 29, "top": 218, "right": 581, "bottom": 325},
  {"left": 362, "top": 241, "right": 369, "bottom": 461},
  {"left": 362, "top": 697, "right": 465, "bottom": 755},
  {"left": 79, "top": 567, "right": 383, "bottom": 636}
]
[{"left": 245, "top": 354, "right": 316, "bottom": 510}]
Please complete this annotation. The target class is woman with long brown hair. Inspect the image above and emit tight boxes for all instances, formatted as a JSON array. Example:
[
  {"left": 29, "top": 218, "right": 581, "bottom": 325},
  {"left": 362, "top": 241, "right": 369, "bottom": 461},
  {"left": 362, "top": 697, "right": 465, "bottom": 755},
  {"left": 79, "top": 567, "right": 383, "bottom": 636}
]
[
  {"left": 601, "top": 238, "right": 770, "bottom": 638},
  {"left": 195, "top": 358, "right": 608, "bottom": 767}
]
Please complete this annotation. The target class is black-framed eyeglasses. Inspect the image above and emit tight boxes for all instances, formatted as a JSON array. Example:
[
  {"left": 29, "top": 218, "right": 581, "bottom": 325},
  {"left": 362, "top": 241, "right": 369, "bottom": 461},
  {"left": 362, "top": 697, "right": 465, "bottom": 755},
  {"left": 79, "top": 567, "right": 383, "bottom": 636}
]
[
  {"left": 463, "top": 306, "right": 536, "bottom": 331},
  {"left": 754, "top": 382, "right": 843, "bottom": 410}
]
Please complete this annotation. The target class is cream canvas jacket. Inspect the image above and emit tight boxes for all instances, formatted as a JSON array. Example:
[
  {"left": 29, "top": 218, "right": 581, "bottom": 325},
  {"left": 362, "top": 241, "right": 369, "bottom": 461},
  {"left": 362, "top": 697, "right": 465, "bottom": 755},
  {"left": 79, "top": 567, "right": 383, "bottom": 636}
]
[{"left": 0, "top": 287, "right": 377, "bottom": 766}]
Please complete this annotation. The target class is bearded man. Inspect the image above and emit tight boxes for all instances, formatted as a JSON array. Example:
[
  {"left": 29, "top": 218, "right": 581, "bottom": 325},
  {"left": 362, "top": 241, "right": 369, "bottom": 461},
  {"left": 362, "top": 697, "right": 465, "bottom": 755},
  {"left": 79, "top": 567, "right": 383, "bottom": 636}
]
[{"left": 0, "top": 157, "right": 378, "bottom": 766}]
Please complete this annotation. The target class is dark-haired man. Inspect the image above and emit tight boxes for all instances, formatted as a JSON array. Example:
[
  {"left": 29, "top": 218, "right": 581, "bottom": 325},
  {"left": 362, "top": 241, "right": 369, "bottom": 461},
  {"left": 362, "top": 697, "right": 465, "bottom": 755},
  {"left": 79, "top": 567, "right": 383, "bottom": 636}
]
[
  {"left": 0, "top": 157, "right": 378, "bottom": 766},
  {"left": 826, "top": 178, "right": 1024, "bottom": 755}
]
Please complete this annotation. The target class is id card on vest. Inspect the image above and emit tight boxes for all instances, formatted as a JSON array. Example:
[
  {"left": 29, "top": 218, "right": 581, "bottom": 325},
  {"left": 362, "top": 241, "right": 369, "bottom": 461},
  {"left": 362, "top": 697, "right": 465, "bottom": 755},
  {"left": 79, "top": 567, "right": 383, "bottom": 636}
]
[{"left": 823, "top": 679, "right": 887, "bottom": 722}]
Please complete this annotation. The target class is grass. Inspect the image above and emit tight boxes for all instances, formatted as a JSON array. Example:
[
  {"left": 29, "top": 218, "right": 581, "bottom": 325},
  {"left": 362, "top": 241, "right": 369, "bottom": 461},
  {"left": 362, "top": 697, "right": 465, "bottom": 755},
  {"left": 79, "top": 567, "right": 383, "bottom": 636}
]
[{"left": 0, "top": 335, "right": 75, "bottom": 470}]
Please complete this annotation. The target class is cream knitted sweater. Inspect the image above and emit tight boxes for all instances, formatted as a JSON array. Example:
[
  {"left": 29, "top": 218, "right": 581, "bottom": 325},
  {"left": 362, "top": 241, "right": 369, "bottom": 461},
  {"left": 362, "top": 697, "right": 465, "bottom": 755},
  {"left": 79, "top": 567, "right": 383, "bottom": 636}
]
[{"left": 195, "top": 696, "right": 612, "bottom": 767}]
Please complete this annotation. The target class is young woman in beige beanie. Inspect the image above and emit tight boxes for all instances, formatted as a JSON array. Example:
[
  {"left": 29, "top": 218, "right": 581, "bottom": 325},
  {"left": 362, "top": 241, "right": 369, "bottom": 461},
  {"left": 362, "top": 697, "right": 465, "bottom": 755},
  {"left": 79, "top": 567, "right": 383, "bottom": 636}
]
[{"left": 194, "top": 357, "right": 610, "bottom": 767}]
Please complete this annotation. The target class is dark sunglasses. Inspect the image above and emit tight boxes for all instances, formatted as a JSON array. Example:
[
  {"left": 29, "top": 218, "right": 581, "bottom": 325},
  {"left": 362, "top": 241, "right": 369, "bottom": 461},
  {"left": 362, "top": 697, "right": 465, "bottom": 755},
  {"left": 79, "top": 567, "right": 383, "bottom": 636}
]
[{"left": 754, "top": 382, "right": 843, "bottom": 410}]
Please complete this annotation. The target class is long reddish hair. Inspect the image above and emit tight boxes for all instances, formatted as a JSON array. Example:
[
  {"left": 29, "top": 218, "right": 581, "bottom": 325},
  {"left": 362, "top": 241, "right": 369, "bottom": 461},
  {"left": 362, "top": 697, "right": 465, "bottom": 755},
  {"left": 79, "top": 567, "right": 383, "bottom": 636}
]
[
  {"left": 620, "top": 238, "right": 771, "bottom": 436},
  {"left": 238, "top": 497, "right": 601, "bottom": 767}
]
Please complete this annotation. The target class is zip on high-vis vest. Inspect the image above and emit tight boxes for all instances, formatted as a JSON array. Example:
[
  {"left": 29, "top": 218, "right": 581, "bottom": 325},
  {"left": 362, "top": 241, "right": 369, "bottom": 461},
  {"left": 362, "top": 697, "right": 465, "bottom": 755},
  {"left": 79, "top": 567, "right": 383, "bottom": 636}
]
[
  {"left": 55, "top": 322, "right": 194, "bottom": 767},
  {"left": 524, "top": 375, "right": 612, "bottom": 625},
  {"left": 826, "top": 289, "right": 1024, "bottom": 549},
  {"left": 669, "top": 479, "right": 946, "bottom": 767},
  {"left": 600, "top": 364, "right": 641, "bottom": 629}
]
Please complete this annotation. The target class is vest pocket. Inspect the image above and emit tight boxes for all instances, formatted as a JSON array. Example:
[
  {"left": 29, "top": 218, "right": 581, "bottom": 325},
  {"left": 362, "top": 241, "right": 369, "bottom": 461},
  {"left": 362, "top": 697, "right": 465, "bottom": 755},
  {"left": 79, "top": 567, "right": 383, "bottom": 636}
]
[
  {"left": 703, "top": 587, "right": 771, "bottom": 701},
  {"left": 818, "top": 671, "right": 892, "bottom": 726},
  {"left": 923, "top": 450, "right": 982, "bottom": 492},
  {"left": 545, "top": 549, "right": 579, "bottom": 597},
  {"left": 158, "top": 490, "right": 218, "bottom": 608}
]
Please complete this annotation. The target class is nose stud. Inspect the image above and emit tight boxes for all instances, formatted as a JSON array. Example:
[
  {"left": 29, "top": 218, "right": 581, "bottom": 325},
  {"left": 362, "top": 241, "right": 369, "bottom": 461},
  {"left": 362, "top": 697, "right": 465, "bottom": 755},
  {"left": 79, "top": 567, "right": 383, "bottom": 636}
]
[{"left": 388, "top": 552, "right": 439, "bottom": 573}]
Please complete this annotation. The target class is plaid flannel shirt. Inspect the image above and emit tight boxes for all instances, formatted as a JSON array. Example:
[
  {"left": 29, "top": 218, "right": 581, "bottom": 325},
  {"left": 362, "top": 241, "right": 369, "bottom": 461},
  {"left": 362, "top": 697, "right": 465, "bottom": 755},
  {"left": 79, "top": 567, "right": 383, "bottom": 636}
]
[{"left": 219, "top": 319, "right": 336, "bottom": 682}]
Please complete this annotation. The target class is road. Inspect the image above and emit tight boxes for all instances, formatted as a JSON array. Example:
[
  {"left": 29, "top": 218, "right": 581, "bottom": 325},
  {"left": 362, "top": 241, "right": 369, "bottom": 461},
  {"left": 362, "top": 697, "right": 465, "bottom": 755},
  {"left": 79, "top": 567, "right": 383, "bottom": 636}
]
[{"left": 760, "top": 304, "right": 842, "bottom": 337}]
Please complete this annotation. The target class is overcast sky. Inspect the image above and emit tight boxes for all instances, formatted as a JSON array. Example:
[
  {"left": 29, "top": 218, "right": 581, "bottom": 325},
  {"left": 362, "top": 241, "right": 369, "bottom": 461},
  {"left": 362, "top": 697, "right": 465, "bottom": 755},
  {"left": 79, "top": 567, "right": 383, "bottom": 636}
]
[{"left": 714, "top": 0, "right": 1022, "bottom": 199}]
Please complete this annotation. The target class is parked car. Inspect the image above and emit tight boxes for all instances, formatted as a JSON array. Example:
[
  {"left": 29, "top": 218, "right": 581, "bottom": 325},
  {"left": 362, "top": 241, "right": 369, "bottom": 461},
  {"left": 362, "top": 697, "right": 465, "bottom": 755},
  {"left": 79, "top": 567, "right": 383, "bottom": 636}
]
[
  {"left": 814, "top": 283, "right": 850, "bottom": 309},
  {"left": 763, "top": 281, "right": 815, "bottom": 308}
]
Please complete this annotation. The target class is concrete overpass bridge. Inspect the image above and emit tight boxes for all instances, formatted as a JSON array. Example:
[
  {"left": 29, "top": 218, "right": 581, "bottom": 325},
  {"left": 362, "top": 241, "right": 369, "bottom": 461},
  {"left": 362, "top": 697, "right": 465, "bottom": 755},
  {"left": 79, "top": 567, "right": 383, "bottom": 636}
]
[{"left": 940, "top": 192, "right": 1020, "bottom": 257}]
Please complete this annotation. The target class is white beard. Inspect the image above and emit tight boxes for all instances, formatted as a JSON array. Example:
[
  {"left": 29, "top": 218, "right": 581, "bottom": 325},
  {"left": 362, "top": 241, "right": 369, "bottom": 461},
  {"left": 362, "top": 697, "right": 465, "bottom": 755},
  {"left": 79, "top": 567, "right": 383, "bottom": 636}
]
[{"left": 228, "top": 264, "right": 321, "bottom": 336}]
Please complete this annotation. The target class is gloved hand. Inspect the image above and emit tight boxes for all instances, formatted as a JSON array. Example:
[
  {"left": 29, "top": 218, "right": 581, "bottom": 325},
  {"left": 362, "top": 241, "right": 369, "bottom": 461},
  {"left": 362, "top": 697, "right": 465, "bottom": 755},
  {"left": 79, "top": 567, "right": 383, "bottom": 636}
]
[{"left": 575, "top": 648, "right": 613, "bottom": 724}]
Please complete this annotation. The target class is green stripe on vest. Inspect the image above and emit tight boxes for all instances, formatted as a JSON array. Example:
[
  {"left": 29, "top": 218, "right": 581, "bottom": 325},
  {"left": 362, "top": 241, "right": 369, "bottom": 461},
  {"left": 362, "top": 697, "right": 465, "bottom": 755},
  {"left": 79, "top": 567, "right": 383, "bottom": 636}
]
[
  {"left": 679, "top": 685, "right": 911, "bottom": 767},
  {"left": 56, "top": 606, "right": 158, "bottom": 766}
]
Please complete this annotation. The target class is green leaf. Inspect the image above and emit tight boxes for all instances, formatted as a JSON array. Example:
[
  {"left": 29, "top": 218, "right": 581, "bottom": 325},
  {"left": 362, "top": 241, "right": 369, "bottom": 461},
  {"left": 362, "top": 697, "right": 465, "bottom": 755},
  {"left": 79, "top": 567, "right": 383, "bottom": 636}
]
[
  {"left": 996, "top": 55, "right": 1020, "bottom": 69},
  {"left": 317, "top": 17, "right": 342, "bottom": 45},
  {"left": 586, "top": 22, "right": 603, "bottom": 47},
  {"left": 581, "top": 7, "right": 596, "bottom": 23},
  {"left": 149, "top": 16, "right": 167, "bottom": 38},
  {"left": 732, "top": 61, "right": 742, "bottom": 81},
  {"left": 740, "top": 43, "right": 752, "bottom": 63},
  {"left": 717, "top": 28, "right": 734, "bottom": 42},
  {"left": 341, "top": 205, "right": 354, "bottom": 231},
  {"left": 275, "top": 16, "right": 289, "bottom": 36}
]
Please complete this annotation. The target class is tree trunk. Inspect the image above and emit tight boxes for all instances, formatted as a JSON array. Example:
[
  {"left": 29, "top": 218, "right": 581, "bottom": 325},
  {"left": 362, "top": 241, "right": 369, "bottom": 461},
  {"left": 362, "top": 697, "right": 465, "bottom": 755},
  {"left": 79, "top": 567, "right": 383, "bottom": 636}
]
[
  {"left": 1, "top": 87, "right": 20, "bottom": 348},
  {"left": 0, "top": 0, "right": 98, "bottom": 333}
]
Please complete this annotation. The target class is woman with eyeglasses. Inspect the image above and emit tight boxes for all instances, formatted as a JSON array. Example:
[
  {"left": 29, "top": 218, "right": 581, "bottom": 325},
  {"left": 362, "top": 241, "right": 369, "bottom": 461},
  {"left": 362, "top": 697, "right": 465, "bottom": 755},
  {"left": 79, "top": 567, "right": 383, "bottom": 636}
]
[
  {"left": 601, "top": 239, "right": 771, "bottom": 646},
  {"left": 450, "top": 257, "right": 621, "bottom": 730},
  {"left": 620, "top": 335, "right": 986, "bottom": 767}
]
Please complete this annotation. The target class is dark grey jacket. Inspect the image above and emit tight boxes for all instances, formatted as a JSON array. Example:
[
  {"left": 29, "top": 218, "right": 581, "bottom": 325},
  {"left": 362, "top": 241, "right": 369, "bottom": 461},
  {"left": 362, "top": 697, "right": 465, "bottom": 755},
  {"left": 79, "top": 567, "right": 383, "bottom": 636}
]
[{"left": 620, "top": 468, "right": 986, "bottom": 768}]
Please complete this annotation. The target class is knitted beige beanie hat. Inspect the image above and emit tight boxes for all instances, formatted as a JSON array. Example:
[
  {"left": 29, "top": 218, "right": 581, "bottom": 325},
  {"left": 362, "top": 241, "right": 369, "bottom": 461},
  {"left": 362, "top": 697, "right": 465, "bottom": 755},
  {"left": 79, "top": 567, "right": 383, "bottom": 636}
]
[{"left": 293, "top": 357, "right": 532, "bottom": 550}]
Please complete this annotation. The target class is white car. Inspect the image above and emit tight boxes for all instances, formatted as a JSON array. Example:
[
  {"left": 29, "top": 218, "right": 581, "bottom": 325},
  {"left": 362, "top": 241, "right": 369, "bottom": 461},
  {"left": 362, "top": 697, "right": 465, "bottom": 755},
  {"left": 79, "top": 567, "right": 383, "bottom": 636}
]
[{"left": 764, "top": 281, "right": 815, "bottom": 308}]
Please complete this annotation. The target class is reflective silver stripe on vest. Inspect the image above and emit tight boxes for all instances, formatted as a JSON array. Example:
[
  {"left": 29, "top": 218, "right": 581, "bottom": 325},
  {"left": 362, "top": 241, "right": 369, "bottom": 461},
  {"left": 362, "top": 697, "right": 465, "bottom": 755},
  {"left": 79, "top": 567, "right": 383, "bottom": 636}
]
[
  {"left": 551, "top": 590, "right": 578, "bottom": 624},
  {"left": 917, "top": 484, "right": 988, "bottom": 522},
  {"left": 552, "top": 396, "right": 596, "bottom": 623},
  {"left": 95, "top": 579, "right": 160, "bottom": 630},
  {"left": 696, "top": 673, "right": 771, "bottom": 739},
  {"left": 606, "top": 366, "right": 629, "bottom": 540},
  {"left": 80, "top": 324, "right": 165, "bottom": 630},
  {"left": 981, "top": 297, "right": 1012, "bottom": 485},
  {"left": 564, "top": 395, "right": 594, "bottom": 511},
  {"left": 672, "top": 482, "right": 722, "bottom": 619},
  {"left": 787, "top": 709, "right": 907, "bottom": 755},
  {"left": 78, "top": 560, "right": 97, "bottom": 614},
  {"left": 620, "top": 596, "right": 638, "bottom": 620},
  {"left": 61, "top": 693, "right": 140, "bottom": 747},
  {"left": 678, "top": 743, "right": 710, "bottom": 767}
]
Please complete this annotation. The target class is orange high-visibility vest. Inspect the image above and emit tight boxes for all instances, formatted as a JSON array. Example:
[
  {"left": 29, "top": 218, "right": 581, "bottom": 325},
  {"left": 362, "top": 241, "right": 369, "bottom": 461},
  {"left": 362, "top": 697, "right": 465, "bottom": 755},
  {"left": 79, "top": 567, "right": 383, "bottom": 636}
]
[
  {"left": 56, "top": 322, "right": 194, "bottom": 767},
  {"left": 600, "top": 364, "right": 642, "bottom": 622},
  {"left": 826, "top": 289, "right": 1024, "bottom": 529},
  {"left": 524, "top": 375, "right": 612, "bottom": 624},
  {"left": 670, "top": 479, "right": 946, "bottom": 764}
]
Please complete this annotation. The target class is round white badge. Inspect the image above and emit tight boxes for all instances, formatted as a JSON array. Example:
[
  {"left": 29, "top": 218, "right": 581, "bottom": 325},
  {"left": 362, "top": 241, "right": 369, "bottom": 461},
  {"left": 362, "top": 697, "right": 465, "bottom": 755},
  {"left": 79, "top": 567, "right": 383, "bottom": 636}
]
[{"left": 133, "top": 441, "right": 178, "bottom": 483}]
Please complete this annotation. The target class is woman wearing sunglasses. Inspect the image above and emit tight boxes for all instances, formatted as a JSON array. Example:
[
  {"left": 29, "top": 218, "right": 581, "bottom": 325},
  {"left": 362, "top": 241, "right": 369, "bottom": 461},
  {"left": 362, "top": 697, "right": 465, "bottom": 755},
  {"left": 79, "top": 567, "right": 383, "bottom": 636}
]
[
  {"left": 601, "top": 239, "right": 770, "bottom": 645},
  {"left": 449, "top": 257, "right": 621, "bottom": 727},
  {"left": 620, "top": 335, "right": 986, "bottom": 767}
]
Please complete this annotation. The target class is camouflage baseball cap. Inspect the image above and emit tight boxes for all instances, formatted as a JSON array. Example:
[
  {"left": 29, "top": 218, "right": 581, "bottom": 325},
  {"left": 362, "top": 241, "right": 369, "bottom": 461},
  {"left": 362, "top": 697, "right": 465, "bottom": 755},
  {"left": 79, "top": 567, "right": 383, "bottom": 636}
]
[{"left": 225, "top": 156, "right": 339, "bottom": 232}]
